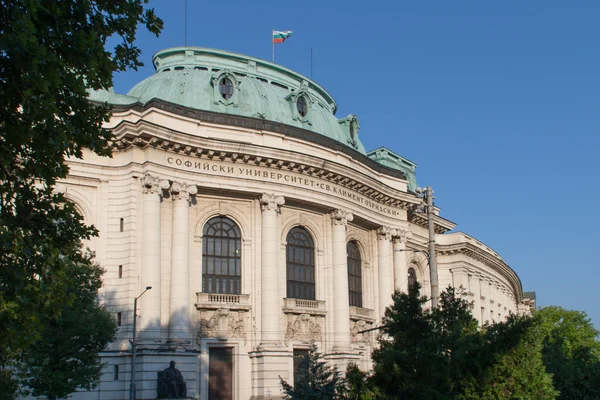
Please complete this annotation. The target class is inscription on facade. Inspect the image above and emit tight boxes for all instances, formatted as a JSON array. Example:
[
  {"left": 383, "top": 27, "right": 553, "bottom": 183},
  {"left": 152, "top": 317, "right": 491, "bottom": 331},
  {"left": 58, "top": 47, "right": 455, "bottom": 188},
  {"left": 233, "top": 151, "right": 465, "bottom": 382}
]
[{"left": 166, "top": 156, "right": 401, "bottom": 216}]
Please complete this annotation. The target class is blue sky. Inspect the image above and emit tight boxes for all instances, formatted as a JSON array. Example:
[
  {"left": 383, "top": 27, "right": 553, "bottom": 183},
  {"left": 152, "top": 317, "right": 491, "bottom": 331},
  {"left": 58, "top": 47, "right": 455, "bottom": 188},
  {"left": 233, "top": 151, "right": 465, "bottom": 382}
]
[{"left": 113, "top": 1, "right": 600, "bottom": 327}]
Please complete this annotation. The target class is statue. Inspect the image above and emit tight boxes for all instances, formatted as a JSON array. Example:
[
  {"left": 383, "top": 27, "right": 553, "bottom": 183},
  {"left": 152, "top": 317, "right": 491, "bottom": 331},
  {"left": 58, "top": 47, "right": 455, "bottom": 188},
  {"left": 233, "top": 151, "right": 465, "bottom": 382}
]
[{"left": 157, "top": 361, "right": 187, "bottom": 398}]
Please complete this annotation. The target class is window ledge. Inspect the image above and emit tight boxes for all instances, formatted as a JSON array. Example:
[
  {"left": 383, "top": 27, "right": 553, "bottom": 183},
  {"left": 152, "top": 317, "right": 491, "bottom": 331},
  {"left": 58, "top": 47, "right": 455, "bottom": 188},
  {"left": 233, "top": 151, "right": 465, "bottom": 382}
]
[{"left": 195, "top": 292, "right": 251, "bottom": 311}]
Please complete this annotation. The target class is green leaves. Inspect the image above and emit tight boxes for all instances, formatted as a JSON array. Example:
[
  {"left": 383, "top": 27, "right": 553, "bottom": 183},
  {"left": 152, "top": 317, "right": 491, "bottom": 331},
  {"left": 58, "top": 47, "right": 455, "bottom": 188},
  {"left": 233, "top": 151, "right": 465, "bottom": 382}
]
[{"left": 0, "top": 0, "right": 162, "bottom": 397}]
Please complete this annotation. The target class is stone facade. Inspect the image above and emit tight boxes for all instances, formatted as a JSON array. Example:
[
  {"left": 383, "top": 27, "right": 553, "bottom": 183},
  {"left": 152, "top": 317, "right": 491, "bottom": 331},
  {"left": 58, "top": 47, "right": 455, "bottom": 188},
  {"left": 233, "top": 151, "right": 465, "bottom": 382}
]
[{"left": 54, "top": 47, "right": 529, "bottom": 400}]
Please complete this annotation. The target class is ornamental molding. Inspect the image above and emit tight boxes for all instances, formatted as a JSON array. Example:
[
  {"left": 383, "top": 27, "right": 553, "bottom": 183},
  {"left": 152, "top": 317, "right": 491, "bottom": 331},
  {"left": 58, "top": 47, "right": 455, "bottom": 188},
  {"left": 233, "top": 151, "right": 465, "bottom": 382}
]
[
  {"left": 438, "top": 242, "right": 522, "bottom": 302},
  {"left": 141, "top": 173, "right": 170, "bottom": 195},
  {"left": 331, "top": 209, "right": 353, "bottom": 226},
  {"left": 210, "top": 70, "right": 241, "bottom": 107},
  {"left": 107, "top": 120, "right": 418, "bottom": 212},
  {"left": 285, "top": 313, "right": 322, "bottom": 343},
  {"left": 392, "top": 228, "right": 411, "bottom": 244},
  {"left": 260, "top": 193, "right": 285, "bottom": 213},
  {"left": 408, "top": 211, "right": 454, "bottom": 234},
  {"left": 285, "top": 83, "right": 313, "bottom": 125},
  {"left": 171, "top": 181, "right": 198, "bottom": 201},
  {"left": 198, "top": 308, "right": 245, "bottom": 340},
  {"left": 376, "top": 226, "right": 392, "bottom": 241}
]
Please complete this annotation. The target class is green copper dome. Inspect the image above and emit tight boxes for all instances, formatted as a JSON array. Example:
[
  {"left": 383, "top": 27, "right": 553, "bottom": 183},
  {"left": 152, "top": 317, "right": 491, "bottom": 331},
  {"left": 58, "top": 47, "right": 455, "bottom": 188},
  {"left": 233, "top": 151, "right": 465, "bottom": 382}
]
[{"left": 124, "top": 47, "right": 366, "bottom": 154}]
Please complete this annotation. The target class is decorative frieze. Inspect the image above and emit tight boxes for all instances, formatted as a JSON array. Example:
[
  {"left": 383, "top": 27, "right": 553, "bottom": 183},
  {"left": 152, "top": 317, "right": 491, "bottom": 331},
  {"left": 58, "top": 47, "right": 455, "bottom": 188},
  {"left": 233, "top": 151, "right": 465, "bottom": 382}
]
[
  {"left": 350, "top": 320, "right": 371, "bottom": 345},
  {"left": 331, "top": 209, "right": 353, "bottom": 226},
  {"left": 198, "top": 309, "right": 245, "bottom": 340},
  {"left": 285, "top": 314, "right": 322, "bottom": 343},
  {"left": 260, "top": 193, "right": 285, "bottom": 213},
  {"left": 141, "top": 173, "right": 170, "bottom": 195}
]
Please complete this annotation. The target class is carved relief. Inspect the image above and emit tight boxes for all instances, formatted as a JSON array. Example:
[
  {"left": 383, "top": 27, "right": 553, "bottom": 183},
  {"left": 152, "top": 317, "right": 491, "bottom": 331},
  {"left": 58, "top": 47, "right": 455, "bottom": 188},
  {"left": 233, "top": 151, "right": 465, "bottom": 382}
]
[
  {"left": 171, "top": 181, "right": 198, "bottom": 201},
  {"left": 141, "top": 173, "right": 170, "bottom": 195},
  {"left": 198, "top": 309, "right": 245, "bottom": 339},
  {"left": 331, "top": 209, "right": 353, "bottom": 226},
  {"left": 285, "top": 314, "right": 322, "bottom": 342},
  {"left": 376, "top": 226, "right": 392, "bottom": 241},
  {"left": 260, "top": 193, "right": 285, "bottom": 213},
  {"left": 350, "top": 320, "right": 371, "bottom": 344}
]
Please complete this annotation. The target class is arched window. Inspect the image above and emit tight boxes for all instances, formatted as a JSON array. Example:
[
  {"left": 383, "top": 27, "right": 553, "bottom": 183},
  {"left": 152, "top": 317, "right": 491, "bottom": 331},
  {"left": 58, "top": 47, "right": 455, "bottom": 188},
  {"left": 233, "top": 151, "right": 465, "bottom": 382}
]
[
  {"left": 347, "top": 241, "right": 362, "bottom": 308},
  {"left": 286, "top": 227, "right": 315, "bottom": 300},
  {"left": 202, "top": 216, "right": 241, "bottom": 294},
  {"left": 408, "top": 267, "right": 417, "bottom": 290}
]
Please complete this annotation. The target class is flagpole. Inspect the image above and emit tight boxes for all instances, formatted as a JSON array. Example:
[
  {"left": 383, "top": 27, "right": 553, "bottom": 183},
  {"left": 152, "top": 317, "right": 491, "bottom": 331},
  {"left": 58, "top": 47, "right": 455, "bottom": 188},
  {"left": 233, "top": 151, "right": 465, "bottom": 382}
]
[{"left": 272, "top": 29, "right": 274, "bottom": 62}]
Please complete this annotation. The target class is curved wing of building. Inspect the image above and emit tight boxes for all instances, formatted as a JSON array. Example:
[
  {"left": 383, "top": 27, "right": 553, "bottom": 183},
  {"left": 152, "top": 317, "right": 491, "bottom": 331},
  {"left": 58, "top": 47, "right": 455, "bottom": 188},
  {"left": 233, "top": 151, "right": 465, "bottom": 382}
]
[{"left": 62, "top": 47, "right": 533, "bottom": 400}]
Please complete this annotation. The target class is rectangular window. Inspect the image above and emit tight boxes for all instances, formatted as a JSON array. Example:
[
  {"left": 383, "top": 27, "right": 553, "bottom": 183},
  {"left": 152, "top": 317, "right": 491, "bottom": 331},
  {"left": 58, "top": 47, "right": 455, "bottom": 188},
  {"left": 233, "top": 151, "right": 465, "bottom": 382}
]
[
  {"left": 117, "top": 312, "right": 122, "bottom": 326},
  {"left": 119, "top": 218, "right": 124, "bottom": 232},
  {"left": 479, "top": 278, "right": 483, "bottom": 296},
  {"left": 293, "top": 349, "right": 310, "bottom": 386},
  {"left": 467, "top": 274, "right": 472, "bottom": 293},
  {"left": 113, "top": 365, "right": 119, "bottom": 381},
  {"left": 481, "top": 307, "right": 485, "bottom": 324},
  {"left": 118, "top": 265, "right": 123, "bottom": 279}
]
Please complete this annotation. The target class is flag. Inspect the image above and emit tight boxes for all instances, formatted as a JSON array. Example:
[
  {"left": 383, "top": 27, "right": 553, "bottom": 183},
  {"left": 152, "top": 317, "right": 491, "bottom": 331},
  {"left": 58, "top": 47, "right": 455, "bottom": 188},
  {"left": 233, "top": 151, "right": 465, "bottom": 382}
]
[{"left": 273, "top": 30, "right": 293, "bottom": 44}]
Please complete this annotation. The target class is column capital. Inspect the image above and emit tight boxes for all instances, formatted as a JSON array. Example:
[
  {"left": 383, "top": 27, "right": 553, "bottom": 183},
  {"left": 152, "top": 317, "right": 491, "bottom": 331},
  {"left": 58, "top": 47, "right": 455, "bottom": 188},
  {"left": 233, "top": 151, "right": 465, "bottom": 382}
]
[
  {"left": 260, "top": 193, "right": 285, "bottom": 213},
  {"left": 331, "top": 209, "right": 353, "bottom": 226},
  {"left": 141, "top": 173, "right": 170, "bottom": 195},
  {"left": 171, "top": 181, "right": 198, "bottom": 201},
  {"left": 392, "top": 228, "right": 411, "bottom": 244},
  {"left": 376, "top": 226, "right": 392, "bottom": 241}
]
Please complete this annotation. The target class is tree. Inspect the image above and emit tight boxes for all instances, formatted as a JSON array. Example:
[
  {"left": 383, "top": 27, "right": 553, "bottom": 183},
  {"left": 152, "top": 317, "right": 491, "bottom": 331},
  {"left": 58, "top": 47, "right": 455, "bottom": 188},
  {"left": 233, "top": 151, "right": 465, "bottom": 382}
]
[
  {"left": 0, "top": 0, "right": 162, "bottom": 396},
  {"left": 463, "top": 315, "right": 558, "bottom": 400},
  {"left": 343, "top": 363, "right": 376, "bottom": 400},
  {"left": 280, "top": 343, "right": 344, "bottom": 400},
  {"left": 370, "top": 283, "right": 556, "bottom": 399},
  {"left": 370, "top": 283, "right": 481, "bottom": 398},
  {"left": 536, "top": 306, "right": 600, "bottom": 400},
  {"left": 21, "top": 258, "right": 117, "bottom": 399}
]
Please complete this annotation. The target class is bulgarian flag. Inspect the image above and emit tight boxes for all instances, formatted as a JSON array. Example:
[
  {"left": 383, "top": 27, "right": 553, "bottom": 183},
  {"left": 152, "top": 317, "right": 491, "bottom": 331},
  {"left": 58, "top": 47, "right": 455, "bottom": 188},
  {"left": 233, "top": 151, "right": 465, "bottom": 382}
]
[{"left": 273, "top": 30, "right": 293, "bottom": 43}]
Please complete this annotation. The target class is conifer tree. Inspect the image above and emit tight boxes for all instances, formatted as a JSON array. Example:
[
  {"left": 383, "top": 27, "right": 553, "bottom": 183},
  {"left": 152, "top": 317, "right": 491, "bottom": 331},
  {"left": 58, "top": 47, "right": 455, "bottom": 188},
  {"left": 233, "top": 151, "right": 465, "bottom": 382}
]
[{"left": 280, "top": 343, "right": 343, "bottom": 400}]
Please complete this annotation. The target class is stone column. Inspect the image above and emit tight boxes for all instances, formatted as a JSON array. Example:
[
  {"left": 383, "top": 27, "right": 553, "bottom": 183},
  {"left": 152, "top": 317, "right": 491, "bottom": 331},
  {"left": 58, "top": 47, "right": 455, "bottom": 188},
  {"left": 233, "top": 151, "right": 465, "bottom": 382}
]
[
  {"left": 392, "top": 229, "right": 410, "bottom": 293},
  {"left": 140, "top": 174, "right": 170, "bottom": 341},
  {"left": 169, "top": 181, "right": 197, "bottom": 343},
  {"left": 377, "top": 226, "right": 393, "bottom": 319},
  {"left": 331, "top": 209, "right": 353, "bottom": 353},
  {"left": 253, "top": 194, "right": 287, "bottom": 400},
  {"left": 259, "top": 193, "right": 285, "bottom": 345}
]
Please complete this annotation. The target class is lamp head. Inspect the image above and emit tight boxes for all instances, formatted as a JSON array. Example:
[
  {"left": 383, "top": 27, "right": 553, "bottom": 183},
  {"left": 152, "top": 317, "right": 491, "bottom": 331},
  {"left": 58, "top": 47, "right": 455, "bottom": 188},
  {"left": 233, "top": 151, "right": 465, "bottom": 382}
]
[{"left": 146, "top": 286, "right": 152, "bottom": 290}]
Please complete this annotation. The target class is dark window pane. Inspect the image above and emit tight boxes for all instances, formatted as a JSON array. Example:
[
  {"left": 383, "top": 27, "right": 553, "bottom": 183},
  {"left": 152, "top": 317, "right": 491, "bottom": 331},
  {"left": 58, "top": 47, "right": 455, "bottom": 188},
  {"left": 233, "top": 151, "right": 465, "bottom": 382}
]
[
  {"left": 347, "top": 241, "right": 363, "bottom": 308},
  {"left": 408, "top": 267, "right": 417, "bottom": 290},
  {"left": 286, "top": 227, "right": 315, "bottom": 300},
  {"left": 202, "top": 217, "right": 242, "bottom": 294}
]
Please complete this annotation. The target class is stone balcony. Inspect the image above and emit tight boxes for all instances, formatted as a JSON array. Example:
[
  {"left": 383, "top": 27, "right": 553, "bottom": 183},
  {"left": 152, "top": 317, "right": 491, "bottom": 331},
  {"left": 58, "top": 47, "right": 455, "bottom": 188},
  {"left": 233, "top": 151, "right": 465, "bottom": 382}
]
[
  {"left": 194, "top": 292, "right": 251, "bottom": 311},
  {"left": 282, "top": 298, "right": 327, "bottom": 316},
  {"left": 349, "top": 306, "right": 375, "bottom": 323}
]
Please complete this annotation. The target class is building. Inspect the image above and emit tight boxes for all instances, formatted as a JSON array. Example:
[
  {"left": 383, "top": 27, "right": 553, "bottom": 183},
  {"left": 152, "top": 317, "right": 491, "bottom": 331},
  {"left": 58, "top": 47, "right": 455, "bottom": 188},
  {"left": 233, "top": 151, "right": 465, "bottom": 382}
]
[{"left": 60, "top": 47, "right": 531, "bottom": 399}]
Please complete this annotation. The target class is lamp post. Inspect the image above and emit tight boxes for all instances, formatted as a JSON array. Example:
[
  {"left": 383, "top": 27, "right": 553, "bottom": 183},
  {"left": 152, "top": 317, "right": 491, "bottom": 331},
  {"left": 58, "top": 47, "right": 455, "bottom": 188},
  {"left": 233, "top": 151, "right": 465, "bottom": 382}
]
[
  {"left": 416, "top": 186, "right": 439, "bottom": 309},
  {"left": 130, "top": 286, "right": 152, "bottom": 400}
]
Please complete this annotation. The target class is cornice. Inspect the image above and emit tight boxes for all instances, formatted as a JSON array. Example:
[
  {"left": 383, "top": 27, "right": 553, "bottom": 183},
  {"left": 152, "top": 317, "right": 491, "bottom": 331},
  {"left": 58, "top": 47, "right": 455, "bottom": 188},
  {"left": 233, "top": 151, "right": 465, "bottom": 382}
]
[
  {"left": 107, "top": 119, "right": 419, "bottom": 211},
  {"left": 437, "top": 242, "right": 523, "bottom": 301},
  {"left": 408, "top": 212, "right": 456, "bottom": 234},
  {"left": 110, "top": 98, "right": 403, "bottom": 179}
]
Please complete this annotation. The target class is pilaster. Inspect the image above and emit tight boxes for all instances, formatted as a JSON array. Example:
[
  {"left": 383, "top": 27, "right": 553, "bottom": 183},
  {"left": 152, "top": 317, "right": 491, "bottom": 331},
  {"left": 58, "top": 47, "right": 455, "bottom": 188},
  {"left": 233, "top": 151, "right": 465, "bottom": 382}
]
[
  {"left": 377, "top": 226, "right": 393, "bottom": 321},
  {"left": 169, "top": 181, "right": 197, "bottom": 344},
  {"left": 140, "top": 174, "right": 170, "bottom": 343},
  {"left": 392, "top": 228, "right": 411, "bottom": 293}
]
